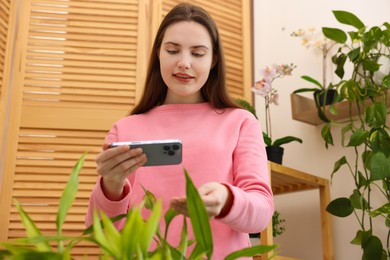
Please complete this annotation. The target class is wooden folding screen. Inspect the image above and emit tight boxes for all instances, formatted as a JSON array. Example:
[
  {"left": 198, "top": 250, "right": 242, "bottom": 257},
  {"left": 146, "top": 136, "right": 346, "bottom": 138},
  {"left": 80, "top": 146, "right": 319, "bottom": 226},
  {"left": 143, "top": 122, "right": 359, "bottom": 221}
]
[{"left": 0, "top": 0, "right": 252, "bottom": 258}]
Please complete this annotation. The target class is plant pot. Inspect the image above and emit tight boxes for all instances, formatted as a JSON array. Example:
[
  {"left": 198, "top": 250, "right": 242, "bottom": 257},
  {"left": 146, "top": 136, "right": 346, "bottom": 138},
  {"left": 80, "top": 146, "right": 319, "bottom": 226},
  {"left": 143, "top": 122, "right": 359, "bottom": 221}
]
[
  {"left": 314, "top": 89, "right": 336, "bottom": 106},
  {"left": 266, "top": 146, "right": 284, "bottom": 164}
]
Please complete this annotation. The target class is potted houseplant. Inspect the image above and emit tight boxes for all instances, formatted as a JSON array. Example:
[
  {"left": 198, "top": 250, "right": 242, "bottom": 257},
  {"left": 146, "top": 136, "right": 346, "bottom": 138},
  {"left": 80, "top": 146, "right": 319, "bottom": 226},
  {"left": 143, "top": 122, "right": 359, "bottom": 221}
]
[
  {"left": 248, "top": 63, "right": 303, "bottom": 164},
  {"left": 315, "top": 10, "right": 389, "bottom": 260},
  {"left": 262, "top": 131, "right": 302, "bottom": 165},
  {"left": 291, "top": 28, "right": 342, "bottom": 123},
  {"left": 293, "top": 75, "right": 339, "bottom": 106},
  {"left": 236, "top": 98, "right": 302, "bottom": 164},
  {"left": 0, "top": 154, "right": 277, "bottom": 259}
]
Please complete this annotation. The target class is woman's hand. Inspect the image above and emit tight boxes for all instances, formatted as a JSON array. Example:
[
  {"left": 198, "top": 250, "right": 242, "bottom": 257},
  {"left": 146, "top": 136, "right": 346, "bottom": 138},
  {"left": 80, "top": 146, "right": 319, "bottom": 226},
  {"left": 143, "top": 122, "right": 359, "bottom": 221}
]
[
  {"left": 170, "top": 182, "right": 233, "bottom": 218},
  {"left": 96, "top": 143, "right": 147, "bottom": 201}
]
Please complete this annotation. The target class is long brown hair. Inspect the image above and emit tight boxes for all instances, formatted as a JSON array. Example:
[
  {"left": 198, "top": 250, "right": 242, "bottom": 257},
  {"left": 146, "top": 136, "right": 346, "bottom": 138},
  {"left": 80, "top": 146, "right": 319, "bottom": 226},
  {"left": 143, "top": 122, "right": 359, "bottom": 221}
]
[{"left": 130, "top": 2, "right": 239, "bottom": 115}]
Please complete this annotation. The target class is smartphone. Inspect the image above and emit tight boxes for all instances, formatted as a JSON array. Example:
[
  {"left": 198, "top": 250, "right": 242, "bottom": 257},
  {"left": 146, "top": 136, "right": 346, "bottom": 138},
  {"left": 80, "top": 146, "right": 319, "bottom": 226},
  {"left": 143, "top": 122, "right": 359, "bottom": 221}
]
[{"left": 109, "top": 139, "right": 182, "bottom": 167}]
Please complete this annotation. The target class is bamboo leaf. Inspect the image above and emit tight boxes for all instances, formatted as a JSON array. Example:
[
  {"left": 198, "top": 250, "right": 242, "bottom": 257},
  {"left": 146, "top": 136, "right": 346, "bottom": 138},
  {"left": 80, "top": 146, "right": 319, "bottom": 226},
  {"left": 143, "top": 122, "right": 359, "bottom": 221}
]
[
  {"left": 140, "top": 200, "right": 162, "bottom": 255},
  {"left": 224, "top": 245, "right": 277, "bottom": 260},
  {"left": 101, "top": 213, "right": 122, "bottom": 258},
  {"left": 184, "top": 169, "right": 213, "bottom": 258},
  {"left": 83, "top": 214, "right": 127, "bottom": 235},
  {"left": 14, "top": 200, "right": 51, "bottom": 252},
  {"left": 92, "top": 210, "right": 114, "bottom": 256},
  {"left": 177, "top": 216, "right": 188, "bottom": 258},
  {"left": 56, "top": 153, "right": 86, "bottom": 252},
  {"left": 164, "top": 208, "right": 179, "bottom": 239},
  {"left": 122, "top": 207, "right": 144, "bottom": 257}
]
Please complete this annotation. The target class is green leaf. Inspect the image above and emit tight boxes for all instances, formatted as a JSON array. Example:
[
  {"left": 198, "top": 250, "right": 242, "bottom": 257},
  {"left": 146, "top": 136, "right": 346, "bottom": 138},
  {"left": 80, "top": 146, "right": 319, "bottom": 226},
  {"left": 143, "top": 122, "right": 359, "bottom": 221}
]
[
  {"left": 5, "top": 251, "right": 65, "bottom": 260},
  {"left": 347, "top": 47, "right": 361, "bottom": 62},
  {"left": 262, "top": 132, "right": 272, "bottom": 146},
  {"left": 142, "top": 185, "right": 157, "bottom": 210},
  {"left": 83, "top": 214, "right": 127, "bottom": 235},
  {"left": 334, "top": 53, "right": 347, "bottom": 79},
  {"left": 322, "top": 27, "right": 347, "bottom": 43},
  {"left": 224, "top": 245, "right": 277, "bottom": 260},
  {"left": 177, "top": 216, "right": 188, "bottom": 257},
  {"left": 14, "top": 200, "right": 52, "bottom": 252},
  {"left": 331, "top": 156, "right": 347, "bottom": 181},
  {"left": 341, "top": 124, "right": 352, "bottom": 146},
  {"left": 347, "top": 129, "right": 369, "bottom": 146},
  {"left": 332, "top": 10, "right": 365, "bottom": 30},
  {"left": 57, "top": 153, "right": 86, "bottom": 237},
  {"left": 382, "top": 74, "right": 390, "bottom": 88},
  {"left": 92, "top": 210, "right": 114, "bottom": 256},
  {"left": 272, "top": 136, "right": 302, "bottom": 147},
  {"left": 301, "top": 75, "right": 323, "bottom": 88},
  {"left": 139, "top": 200, "right": 162, "bottom": 255},
  {"left": 184, "top": 169, "right": 213, "bottom": 259},
  {"left": 363, "top": 235, "right": 383, "bottom": 260},
  {"left": 351, "top": 230, "right": 370, "bottom": 245},
  {"left": 349, "top": 189, "right": 363, "bottom": 210},
  {"left": 362, "top": 59, "right": 380, "bottom": 72},
  {"left": 102, "top": 213, "right": 122, "bottom": 258},
  {"left": 369, "top": 202, "right": 390, "bottom": 218},
  {"left": 292, "top": 87, "right": 320, "bottom": 94},
  {"left": 122, "top": 207, "right": 144, "bottom": 257},
  {"left": 164, "top": 208, "right": 179, "bottom": 239},
  {"left": 321, "top": 124, "right": 334, "bottom": 147},
  {"left": 365, "top": 102, "right": 387, "bottom": 128},
  {"left": 370, "top": 152, "right": 390, "bottom": 181},
  {"left": 326, "top": 197, "right": 354, "bottom": 217}
]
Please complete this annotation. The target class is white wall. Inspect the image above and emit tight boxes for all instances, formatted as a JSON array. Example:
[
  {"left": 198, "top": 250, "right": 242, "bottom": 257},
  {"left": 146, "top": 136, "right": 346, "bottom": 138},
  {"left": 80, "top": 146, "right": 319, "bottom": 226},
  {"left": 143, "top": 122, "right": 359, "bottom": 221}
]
[{"left": 253, "top": 0, "right": 390, "bottom": 259}]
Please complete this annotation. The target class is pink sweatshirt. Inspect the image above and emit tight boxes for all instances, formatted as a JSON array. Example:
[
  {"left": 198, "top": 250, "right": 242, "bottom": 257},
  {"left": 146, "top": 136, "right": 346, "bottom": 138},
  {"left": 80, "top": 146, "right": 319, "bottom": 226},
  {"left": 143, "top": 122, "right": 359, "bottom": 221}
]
[{"left": 85, "top": 102, "right": 274, "bottom": 259}]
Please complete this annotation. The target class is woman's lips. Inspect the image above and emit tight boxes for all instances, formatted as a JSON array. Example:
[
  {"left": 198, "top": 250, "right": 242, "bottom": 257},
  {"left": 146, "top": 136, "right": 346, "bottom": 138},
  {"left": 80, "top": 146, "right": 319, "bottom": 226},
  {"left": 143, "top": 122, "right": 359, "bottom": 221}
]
[{"left": 173, "top": 73, "right": 194, "bottom": 82}]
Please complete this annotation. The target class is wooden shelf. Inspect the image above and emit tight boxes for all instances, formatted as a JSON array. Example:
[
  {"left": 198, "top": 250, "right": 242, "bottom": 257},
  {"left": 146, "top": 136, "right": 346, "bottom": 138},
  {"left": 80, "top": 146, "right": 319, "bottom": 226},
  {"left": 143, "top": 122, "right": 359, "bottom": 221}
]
[
  {"left": 290, "top": 92, "right": 390, "bottom": 125},
  {"left": 258, "top": 162, "right": 334, "bottom": 260}
]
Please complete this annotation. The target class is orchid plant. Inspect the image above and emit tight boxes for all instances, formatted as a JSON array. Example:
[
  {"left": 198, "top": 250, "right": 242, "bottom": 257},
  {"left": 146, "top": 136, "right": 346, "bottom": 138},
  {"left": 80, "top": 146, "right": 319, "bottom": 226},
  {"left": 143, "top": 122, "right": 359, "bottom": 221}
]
[
  {"left": 252, "top": 64, "right": 302, "bottom": 147},
  {"left": 291, "top": 27, "right": 337, "bottom": 89}
]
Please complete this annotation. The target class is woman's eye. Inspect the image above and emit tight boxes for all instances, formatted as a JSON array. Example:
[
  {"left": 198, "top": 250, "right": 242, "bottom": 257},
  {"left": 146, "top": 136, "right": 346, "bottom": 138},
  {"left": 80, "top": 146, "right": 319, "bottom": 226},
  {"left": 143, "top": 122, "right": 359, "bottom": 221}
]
[
  {"left": 167, "top": 50, "right": 178, "bottom": 54},
  {"left": 192, "top": 52, "right": 205, "bottom": 57}
]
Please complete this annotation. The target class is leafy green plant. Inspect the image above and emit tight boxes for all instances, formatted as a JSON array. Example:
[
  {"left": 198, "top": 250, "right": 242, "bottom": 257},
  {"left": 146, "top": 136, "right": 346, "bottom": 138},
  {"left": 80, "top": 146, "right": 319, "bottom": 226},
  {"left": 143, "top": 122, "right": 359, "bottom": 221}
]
[
  {"left": 272, "top": 211, "right": 286, "bottom": 238},
  {"left": 0, "top": 154, "right": 277, "bottom": 259},
  {"left": 316, "top": 10, "right": 390, "bottom": 260},
  {"left": 262, "top": 131, "right": 302, "bottom": 148}
]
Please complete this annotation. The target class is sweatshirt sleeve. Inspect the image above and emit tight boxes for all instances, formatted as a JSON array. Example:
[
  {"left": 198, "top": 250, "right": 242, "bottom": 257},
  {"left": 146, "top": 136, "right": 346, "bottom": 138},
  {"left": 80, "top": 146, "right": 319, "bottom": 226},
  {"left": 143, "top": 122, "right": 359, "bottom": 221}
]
[
  {"left": 84, "top": 124, "right": 131, "bottom": 229},
  {"left": 84, "top": 177, "right": 131, "bottom": 229},
  {"left": 218, "top": 115, "right": 274, "bottom": 233}
]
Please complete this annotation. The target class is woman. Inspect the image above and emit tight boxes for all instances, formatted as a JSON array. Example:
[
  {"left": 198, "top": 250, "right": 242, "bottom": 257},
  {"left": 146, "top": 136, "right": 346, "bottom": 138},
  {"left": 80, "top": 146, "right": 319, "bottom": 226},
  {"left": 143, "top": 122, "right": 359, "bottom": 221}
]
[{"left": 85, "top": 2, "right": 274, "bottom": 259}]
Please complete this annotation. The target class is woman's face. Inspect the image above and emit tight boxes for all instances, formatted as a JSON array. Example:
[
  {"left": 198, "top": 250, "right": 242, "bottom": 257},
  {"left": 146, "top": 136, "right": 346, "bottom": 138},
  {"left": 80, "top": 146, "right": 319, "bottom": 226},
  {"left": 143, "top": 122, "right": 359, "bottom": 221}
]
[{"left": 159, "top": 21, "right": 214, "bottom": 104}]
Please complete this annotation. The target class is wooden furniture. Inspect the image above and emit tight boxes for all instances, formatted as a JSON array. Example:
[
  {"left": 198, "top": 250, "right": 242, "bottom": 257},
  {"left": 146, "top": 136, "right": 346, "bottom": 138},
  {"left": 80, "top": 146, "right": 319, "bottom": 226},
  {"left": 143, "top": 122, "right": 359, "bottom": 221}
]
[
  {"left": 257, "top": 162, "right": 334, "bottom": 260},
  {"left": 290, "top": 92, "right": 390, "bottom": 125}
]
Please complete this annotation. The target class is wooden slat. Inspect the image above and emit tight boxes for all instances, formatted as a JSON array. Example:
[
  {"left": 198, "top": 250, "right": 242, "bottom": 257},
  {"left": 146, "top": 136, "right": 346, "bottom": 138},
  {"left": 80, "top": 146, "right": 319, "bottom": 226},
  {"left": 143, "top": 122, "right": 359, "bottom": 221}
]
[{"left": 0, "top": 0, "right": 11, "bottom": 103}]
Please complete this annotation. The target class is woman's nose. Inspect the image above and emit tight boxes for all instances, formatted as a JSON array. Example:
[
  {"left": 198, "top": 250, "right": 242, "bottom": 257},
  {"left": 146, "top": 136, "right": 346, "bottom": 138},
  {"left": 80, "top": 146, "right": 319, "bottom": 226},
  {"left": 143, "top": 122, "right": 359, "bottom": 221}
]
[{"left": 177, "top": 54, "right": 191, "bottom": 69}]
